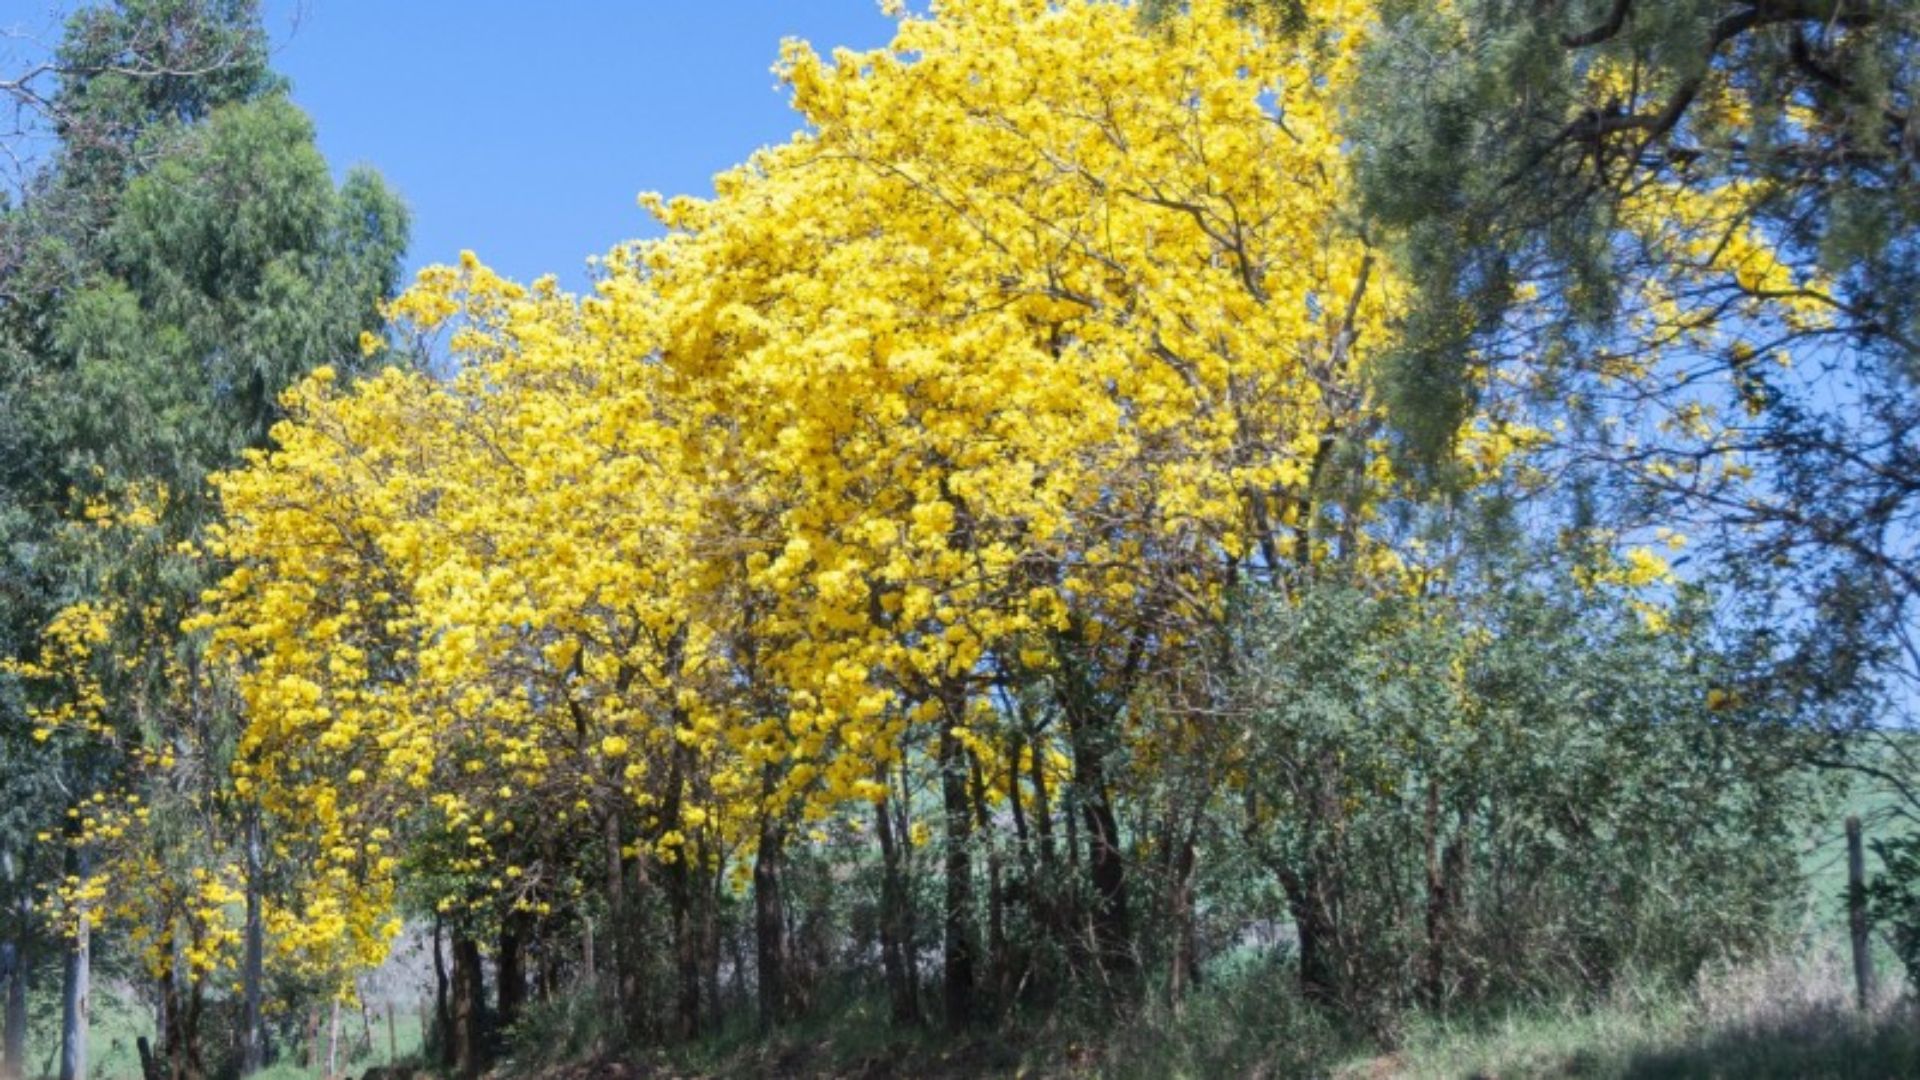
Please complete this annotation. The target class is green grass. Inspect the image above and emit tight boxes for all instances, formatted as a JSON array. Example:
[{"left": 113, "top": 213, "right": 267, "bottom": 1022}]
[
  {"left": 19, "top": 983, "right": 146, "bottom": 1080},
  {"left": 1332, "top": 984, "right": 1920, "bottom": 1079},
  {"left": 475, "top": 946, "right": 1916, "bottom": 1079}
]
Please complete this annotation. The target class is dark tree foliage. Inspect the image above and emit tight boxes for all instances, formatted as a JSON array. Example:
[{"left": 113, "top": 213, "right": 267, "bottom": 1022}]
[{"left": 1348, "top": 0, "right": 1918, "bottom": 761}]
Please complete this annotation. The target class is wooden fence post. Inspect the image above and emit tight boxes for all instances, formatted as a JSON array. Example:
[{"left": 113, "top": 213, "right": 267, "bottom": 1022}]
[{"left": 1848, "top": 815, "right": 1875, "bottom": 1011}]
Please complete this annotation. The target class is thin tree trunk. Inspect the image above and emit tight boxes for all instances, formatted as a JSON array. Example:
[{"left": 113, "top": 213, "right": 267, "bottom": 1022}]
[
  {"left": 897, "top": 761, "right": 922, "bottom": 1003},
  {"left": 606, "top": 809, "right": 647, "bottom": 1038},
  {"left": 662, "top": 744, "right": 701, "bottom": 1041},
  {"left": 241, "top": 809, "right": 265, "bottom": 1075},
  {"left": 704, "top": 870, "right": 722, "bottom": 1023},
  {"left": 875, "top": 793, "right": 918, "bottom": 1025},
  {"left": 754, "top": 805, "right": 787, "bottom": 1030},
  {"left": 182, "top": 972, "right": 207, "bottom": 1080},
  {"left": 969, "top": 753, "right": 1006, "bottom": 1005},
  {"left": 670, "top": 854, "right": 701, "bottom": 1041},
  {"left": 1029, "top": 735, "right": 1057, "bottom": 874},
  {"left": 1068, "top": 720, "right": 1132, "bottom": 983},
  {"left": 1, "top": 845, "right": 26, "bottom": 1080},
  {"left": 498, "top": 914, "right": 527, "bottom": 1032},
  {"left": 1166, "top": 831, "right": 1199, "bottom": 1008},
  {"left": 581, "top": 915, "right": 596, "bottom": 986},
  {"left": 939, "top": 721, "right": 976, "bottom": 1028},
  {"left": 162, "top": 947, "right": 207, "bottom": 1080},
  {"left": 431, "top": 916, "right": 451, "bottom": 1070},
  {"left": 1422, "top": 778, "right": 1444, "bottom": 1007},
  {"left": 57, "top": 851, "right": 89, "bottom": 1080},
  {"left": 0, "top": 934, "right": 22, "bottom": 1080}
]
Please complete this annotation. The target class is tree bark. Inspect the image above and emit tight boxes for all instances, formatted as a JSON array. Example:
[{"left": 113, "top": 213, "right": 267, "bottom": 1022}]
[
  {"left": 875, "top": 793, "right": 919, "bottom": 1025},
  {"left": 240, "top": 808, "right": 265, "bottom": 1075},
  {"left": 939, "top": 721, "right": 977, "bottom": 1028},
  {"left": 498, "top": 913, "right": 527, "bottom": 1033},
  {"left": 605, "top": 809, "right": 649, "bottom": 1039},
  {"left": 431, "top": 916, "right": 451, "bottom": 1070},
  {"left": 1422, "top": 778, "right": 1444, "bottom": 1007},
  {"left": 0, "top": 934, "right": 22, "bottom": 1080},
  {"left": 1166, "top": 831, "right": 1199, "bottom": 1007},
  {"left": 753, "top": 805, "right": 787, "bottom": 1030},
  {"left": 1279, "top": 864, "right": 1339, "bottom": 1005},
  {"left": 1, "top": 845, "right": 26, "bottom": 1080},
  {"left": 450, "top": 932, "right": 486, "bottom": 1077},
  {"left": 1067, "top": 718, "right": 1132, "bottom": 982},
  {"left": 238, "top": 810, "right": 264, "bottom": 1068},
  {"left": 161, "top": 952, "right": 206, "bottom": 1080},
  {"left": 57, "top": 852, "right": 89, "bottom": 1080},
  {"left": 969, "top": 753, "right": 1006, "bottom": 1005},
  {"left": 662, "top": 744, "right": 701, "bottom": 1041},
  {"left": 581, "top": 915, "right": 596, "bottom": 986}
]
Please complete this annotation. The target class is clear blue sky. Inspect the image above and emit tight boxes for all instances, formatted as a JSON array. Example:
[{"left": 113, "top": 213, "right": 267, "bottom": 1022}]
[{"left": 260, "top": 1, "right": 897, "bottom": 291}]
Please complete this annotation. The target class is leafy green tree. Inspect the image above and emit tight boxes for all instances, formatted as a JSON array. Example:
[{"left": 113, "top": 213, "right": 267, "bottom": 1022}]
[
  {"left": 0, "top": 4, "right": 406, "bottom": 1077},
  {"left": 1347, "top": 0, "right": 1920, "bottom": 876},
  {"left": 1229, "top": 570, "right": 1813, "bottom": 1032}
]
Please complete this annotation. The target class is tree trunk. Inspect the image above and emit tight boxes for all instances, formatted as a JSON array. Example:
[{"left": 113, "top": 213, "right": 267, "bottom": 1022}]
[
  {"left": 431, "top": 917, "right": 451, "bottom": 1070},
  {"left": 605, "top": 810, "right": 648, "bottom": 1039},
  {"left": 875, "top": 793, "right": 918, "bottom": 1025},
  {"left": 581, "top": 915, "right": 596, "bottom": 986},
  {"left": 970, "top": 754, "right": 1006, "bottom": 1005},
  {"left": 669, "top": 854, "right": 701, "bottom": 1041},
  {"left": 498, "top": 914, "right": 527, "bottom": 1033},
  {"left": 662, "top": 744, "right": 701, "bottom": 1041},
  {"left": 897, "top": 763, "right": 922, "bottom": 1004},
  {"left": 1166, "top": 832, "right": 1199, "bottom": 1008},
  {"left": 939, "top": 722, "right": 977, "bottom": 1028},
  {"left": 57, "top": 866, "right": 89, "bottom": 1080},
  {"left": 1422, "top": 778, "right": 1444, "bottom": 1007},
  {"left": 160, "top": 959, "right": 183, "bottom": 1080},
  {"left": 1280, "top": 865, "right": 1339, "bottom": 1005},
  {"left": 0, "top": 934, "right": 22, "bottom": 1080},
  {"left": 450, "top": 932, "right": 486, "bottom": 1077},
  {"left": 753, "top": 808, "right": 787, "bottom": 1030},
  {"left": 1068, "top": 724, "right": 1132, "bottom": 983},
  {"left": 2, "top": 846, "right": 26, "bottom": 1080},
  {"left": 241, "top": 809, "right": 266, "bottom": 1075},
  {"left": 184, "top": 970, "right": 206, "bottom": 1079},
  {"left": 1029, "top": 735, "right": 1057, "bottom": 875}
]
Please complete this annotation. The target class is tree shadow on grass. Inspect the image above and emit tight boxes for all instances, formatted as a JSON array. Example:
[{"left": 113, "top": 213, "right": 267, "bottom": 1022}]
[{"left": 1599, "top": 1004, "right": 1920, "bottom": 1080}]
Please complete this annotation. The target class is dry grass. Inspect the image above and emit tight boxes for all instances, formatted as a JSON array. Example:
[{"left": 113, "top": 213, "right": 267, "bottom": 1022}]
[{"left": 1334, "top": 939, "right": 1920, "bottom": 1080}]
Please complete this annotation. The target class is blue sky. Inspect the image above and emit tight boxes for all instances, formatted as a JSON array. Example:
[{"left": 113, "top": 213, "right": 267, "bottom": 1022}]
[{"left": 259, "top": 1, "right": 897, "bottom": 291}]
